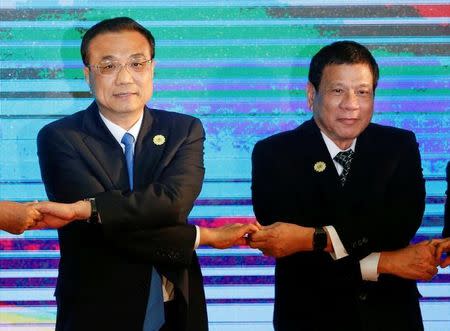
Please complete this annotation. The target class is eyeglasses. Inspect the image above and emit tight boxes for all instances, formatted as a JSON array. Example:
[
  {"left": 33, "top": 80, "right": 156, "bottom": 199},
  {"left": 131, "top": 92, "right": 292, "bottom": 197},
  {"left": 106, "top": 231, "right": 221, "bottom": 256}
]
[{"left": 88, "top": 59, "right": 152, "bottom": 76}]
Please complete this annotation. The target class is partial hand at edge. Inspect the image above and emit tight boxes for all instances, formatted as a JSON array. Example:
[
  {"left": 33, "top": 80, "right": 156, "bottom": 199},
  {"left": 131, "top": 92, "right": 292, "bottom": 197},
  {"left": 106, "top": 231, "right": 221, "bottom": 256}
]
[
  {"left": 0, "top": 201, "right": 43, "bottom": 234},
  {"left": 430, "top": 237, "right": 450, "bottom": 268}
]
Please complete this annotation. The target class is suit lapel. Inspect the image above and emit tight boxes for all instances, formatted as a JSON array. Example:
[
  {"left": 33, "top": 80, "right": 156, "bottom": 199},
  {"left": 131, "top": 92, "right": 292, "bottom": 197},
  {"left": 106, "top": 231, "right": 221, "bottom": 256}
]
[
  {"left": 134, "top": 107, "right": 169, "bottom": 190},
  {"left": 296, "top": 120, "right": 341, "bottom": 201},
  {"left": 80, "top": 102, "right": 129, "bottom": 191}
]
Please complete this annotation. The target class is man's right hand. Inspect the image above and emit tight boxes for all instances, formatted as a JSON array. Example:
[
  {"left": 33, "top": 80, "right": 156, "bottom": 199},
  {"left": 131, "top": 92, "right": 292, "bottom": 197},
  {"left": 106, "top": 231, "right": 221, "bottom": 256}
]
[{"left": 378, "top": 240, "right": 438, "bottom": 281}]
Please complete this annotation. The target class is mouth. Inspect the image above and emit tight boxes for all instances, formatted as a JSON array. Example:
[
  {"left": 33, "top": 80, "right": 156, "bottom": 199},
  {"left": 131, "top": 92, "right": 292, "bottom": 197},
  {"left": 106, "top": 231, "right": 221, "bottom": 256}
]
[
  {"left": 338, "top": 118, "right": 358, "bottom": 125},
  {"left": 113, "top": 92, "right": 137, "bottom": 98}
]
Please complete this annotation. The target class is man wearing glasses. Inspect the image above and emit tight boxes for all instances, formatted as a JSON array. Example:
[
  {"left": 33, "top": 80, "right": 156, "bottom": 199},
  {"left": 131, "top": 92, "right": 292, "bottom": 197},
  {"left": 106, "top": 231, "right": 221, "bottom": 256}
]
[{"left": 37, "top": 17, "right": 257, "bottom": 331}]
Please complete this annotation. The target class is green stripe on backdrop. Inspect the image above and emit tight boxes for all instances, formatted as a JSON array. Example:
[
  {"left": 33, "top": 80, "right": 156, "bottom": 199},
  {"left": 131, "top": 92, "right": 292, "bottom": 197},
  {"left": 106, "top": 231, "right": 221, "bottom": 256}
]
[
  {"left": 1, "top": 89, "right": 447, "bottom": 99},
  {"left": 3, "top": 7, "right": 308, "bottom": 21},
  {"left": 3, "top": 5, "right": 445, "bottom": 21},
  {"left": 3, "top": 45, "right": 448, "bottom": 62},
  {"left": 0, "top": 26, "right": 324, "bottom": 41},
  {"left": 2, "top": 67, "right": 448, "bottom": 80},
  {"left": 2, "top": 8, "right": 270, "bottom": 22}
]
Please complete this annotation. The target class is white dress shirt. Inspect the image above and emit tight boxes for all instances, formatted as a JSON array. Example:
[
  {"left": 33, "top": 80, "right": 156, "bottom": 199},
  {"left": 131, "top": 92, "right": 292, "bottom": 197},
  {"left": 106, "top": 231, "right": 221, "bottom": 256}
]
[
  {"left": 99, "top": 111, "right": 201, "bottom": 300},
  {"left": 320, "top": 131, "right": 380, "bottom": 281}
]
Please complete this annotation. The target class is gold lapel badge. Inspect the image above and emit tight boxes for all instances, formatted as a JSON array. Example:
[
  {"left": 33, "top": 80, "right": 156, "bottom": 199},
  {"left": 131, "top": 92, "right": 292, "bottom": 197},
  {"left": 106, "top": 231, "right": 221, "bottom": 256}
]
[
  {"left": 314, "top": 161, "right": 326, "bottom": 173},
  {"left": 153, "top": 134, "right": 166, "bottom": 146}
]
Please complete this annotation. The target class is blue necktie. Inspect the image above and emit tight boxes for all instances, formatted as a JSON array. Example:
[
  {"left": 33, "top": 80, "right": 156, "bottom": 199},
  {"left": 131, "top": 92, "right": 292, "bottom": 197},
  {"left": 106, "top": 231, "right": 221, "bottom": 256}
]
[
  {"left": 121, "top": 133, "right": 135, "bottom": 190},
  {"left": 121, "top": 133, "right": 165, "bottom": 331}
]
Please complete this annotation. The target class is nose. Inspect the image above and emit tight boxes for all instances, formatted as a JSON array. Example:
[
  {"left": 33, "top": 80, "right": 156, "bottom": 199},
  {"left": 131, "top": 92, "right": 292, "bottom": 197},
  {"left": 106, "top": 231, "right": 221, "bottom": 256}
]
[
  {"left": 340, "top": 91, "right": 359, "bottom": 110},
  {"left": 115, "top": 64, "right": 134, "bottom": 84}
]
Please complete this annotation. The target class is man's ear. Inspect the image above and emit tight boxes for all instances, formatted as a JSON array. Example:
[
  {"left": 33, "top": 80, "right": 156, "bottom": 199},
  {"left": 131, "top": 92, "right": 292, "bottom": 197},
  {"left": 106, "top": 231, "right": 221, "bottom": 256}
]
[
  {"left": 83, "top": 66, "right": 91, "bottom": 89},
  {"left": 306, "top": 82, "right": 316, "bottom": 110},
  {"left": 149, "top": 60, "right": 155, "bottom": 78}
]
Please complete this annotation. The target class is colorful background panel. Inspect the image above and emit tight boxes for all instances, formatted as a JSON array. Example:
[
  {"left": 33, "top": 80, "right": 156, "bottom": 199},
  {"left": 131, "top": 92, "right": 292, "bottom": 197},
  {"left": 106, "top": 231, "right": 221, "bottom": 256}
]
[{"left": 0, "top": 1, "right": 449, "bottom": 330}]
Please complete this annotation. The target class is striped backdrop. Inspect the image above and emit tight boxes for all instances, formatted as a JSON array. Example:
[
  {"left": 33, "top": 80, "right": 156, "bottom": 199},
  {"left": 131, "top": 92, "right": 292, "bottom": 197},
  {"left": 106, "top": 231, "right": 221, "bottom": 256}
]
[{"left": 0, "top": 1, "right": 449, "bottom": 330}]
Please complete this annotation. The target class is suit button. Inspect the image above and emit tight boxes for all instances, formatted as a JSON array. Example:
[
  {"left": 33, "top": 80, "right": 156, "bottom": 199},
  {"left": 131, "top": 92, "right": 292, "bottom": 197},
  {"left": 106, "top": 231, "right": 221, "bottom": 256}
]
[{"left": 359, "top": 292, "right": 368, "bottom": 301}]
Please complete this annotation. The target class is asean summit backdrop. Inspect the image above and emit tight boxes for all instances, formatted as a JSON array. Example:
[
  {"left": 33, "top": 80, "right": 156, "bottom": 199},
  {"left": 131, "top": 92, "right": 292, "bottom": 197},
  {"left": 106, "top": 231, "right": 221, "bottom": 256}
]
[{"left": 0, "top": 0, "right": 449, "bottom": 330}]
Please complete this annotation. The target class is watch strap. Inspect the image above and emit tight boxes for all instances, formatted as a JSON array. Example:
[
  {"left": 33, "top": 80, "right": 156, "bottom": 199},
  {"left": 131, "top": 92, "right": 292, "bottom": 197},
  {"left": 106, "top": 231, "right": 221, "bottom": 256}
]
[
  {"left": 313, "top": 227, "right": 327, "bottom": 251},
  {"left": 85, "top": 198, "right": 99, "bottom": 224}
]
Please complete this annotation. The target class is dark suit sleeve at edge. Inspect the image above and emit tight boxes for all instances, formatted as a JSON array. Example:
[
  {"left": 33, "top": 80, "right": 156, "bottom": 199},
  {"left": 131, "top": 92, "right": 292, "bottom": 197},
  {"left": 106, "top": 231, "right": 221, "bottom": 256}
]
[{"left": 251, "top": 140, "right": 279, "bottom": 225}]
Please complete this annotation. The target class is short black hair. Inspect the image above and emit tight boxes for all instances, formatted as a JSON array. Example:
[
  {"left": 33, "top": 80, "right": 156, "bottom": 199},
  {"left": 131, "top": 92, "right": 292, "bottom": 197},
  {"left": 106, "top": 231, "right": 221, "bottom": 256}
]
[
  {"left": 80, "top": 17, "right": 155, "bottom": 66},
  {"left": 308, "top": 40, "right": 379, "bottom": 91}
]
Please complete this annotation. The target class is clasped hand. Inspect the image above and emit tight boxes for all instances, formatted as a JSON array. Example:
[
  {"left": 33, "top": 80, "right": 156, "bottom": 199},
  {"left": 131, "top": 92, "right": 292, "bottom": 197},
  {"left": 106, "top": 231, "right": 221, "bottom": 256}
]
[{"left": 0, "top": 200, "right": 91, "bottom": 234}]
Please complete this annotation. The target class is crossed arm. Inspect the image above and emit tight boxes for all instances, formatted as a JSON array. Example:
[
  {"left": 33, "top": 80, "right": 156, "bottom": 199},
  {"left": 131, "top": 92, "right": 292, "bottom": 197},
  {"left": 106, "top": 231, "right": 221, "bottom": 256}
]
[
  {"left": 248, "top": 136, "right": 444, "bottom": 281},
  {"left": 247, "top": 222, "right": 441, "bottom": 280},
  {"left": 26, "top": 200, "right": 259, "bottom": 249}
]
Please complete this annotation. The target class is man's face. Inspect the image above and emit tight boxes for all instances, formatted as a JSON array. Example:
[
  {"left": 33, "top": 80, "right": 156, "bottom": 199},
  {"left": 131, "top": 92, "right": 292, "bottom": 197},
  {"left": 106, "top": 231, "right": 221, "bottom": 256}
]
[
  {"left": 307, "top": 63, "right": 375, "bottom": 149},
  {"left": 83, "top": 30, "right": 155, "bottom": 122}
]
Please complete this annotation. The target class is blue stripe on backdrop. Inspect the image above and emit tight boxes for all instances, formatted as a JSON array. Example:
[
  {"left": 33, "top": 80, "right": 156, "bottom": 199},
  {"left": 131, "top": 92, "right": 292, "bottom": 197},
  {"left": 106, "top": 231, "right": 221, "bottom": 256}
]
[{"left": 1, "top": 1, "right": 449, "bottom": 330}]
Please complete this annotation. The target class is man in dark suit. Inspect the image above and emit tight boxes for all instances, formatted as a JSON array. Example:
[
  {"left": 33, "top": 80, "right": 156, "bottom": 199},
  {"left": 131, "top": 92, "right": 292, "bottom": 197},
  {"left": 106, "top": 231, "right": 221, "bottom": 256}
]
[
  {"left": 36, "top": 17, "right": 257, "bottom": 331},
  {"left": 249, "top": 41, "right": 438, "bottom": 331}
]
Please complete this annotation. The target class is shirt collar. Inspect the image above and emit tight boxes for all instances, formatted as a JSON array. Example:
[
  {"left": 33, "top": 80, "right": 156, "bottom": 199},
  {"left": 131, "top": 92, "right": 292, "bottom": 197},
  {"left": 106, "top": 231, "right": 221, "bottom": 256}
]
[
  {"left": 320, "top": 131, "right": 356, "bottom": 159},
  {"left": 99, "top": 111, "right": 144, "bottom": 146}
]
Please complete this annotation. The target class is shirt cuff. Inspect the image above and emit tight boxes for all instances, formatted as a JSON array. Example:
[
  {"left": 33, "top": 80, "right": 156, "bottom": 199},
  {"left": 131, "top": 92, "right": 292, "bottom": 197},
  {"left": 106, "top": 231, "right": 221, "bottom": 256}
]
[
  {"left": 360, "top": 252, "right": 380, "bottom": 281},
  {"left": 324, "top": 225, "right": 349, "bottom": 260},
  {"left": 194, "top": 225, "right": 200, "bottom": 250}
]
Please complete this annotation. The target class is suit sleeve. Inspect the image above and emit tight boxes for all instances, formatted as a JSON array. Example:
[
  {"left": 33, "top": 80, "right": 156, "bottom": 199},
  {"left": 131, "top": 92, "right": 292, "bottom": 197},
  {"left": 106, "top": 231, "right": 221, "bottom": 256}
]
[
  {"left": 251, "top": 140, "right": 285, "bottom": 225},
  {"left": 334, "top": 131, "right": 426, "bottom": 258},
  {"left": 95, "top": 117, "right": 205, "bottom": 233}
]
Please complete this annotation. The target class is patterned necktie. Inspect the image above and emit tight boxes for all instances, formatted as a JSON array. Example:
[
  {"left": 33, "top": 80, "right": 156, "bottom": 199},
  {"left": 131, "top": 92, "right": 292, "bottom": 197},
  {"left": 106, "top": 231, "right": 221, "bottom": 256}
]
[
  {"left": 334, "top": 149, "right": 354, "bottom": 186},
  {"left": 121, "top": 133, "right": 165, "bottom": 331}
]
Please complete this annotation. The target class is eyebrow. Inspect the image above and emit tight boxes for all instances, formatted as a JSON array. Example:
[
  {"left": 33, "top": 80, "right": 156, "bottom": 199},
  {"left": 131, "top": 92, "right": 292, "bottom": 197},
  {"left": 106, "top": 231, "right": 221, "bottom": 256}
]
[
  {"left": 327, "top": 82, "right": 372, "bottom": 87},
  {"left": 99, "top": 53, "right": 148, "bottom": 62}
]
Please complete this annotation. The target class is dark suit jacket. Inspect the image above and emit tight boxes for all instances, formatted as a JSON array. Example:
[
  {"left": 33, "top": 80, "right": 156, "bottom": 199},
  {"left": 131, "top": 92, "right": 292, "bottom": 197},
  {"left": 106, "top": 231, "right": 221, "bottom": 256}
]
[
  {"left": 251, "top": 119, "right": 426, "bottom": 331},
  {"left": 37, "top": 102, "right": 208, "bottom": 331},
  {"left": 443, "top": 161, "right": 450, "bottom": 237}
]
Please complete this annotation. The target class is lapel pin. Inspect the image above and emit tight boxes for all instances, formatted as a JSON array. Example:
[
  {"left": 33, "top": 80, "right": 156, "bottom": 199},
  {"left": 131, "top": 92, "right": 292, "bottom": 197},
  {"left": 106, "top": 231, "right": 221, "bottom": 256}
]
[
  {"left": 314, "top": 161, "right": 326, "bottom": 173},
  {"left": 153, "top": 134, "right": 166, "bottom": 146}
]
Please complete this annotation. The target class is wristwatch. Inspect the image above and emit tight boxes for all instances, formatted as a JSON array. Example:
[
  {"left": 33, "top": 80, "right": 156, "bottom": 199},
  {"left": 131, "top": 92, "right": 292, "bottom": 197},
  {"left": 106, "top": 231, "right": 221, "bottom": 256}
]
[
  {"left": 313, "top": 227, "right": 327, "bottom": 251},
  {"left": 85, "top": 198, "right": 99, "bottom": 224}
]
